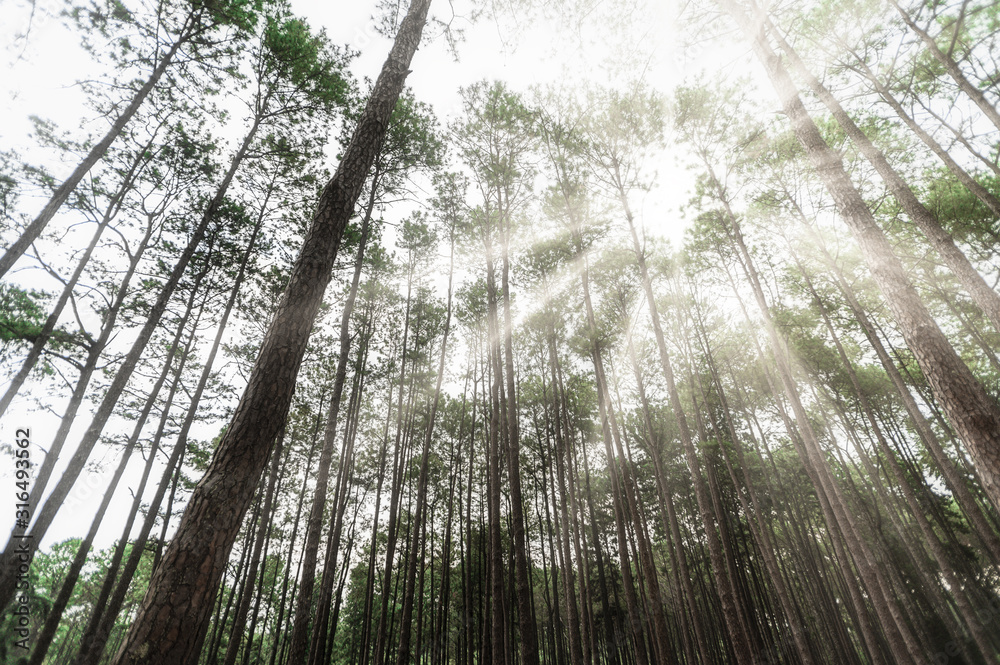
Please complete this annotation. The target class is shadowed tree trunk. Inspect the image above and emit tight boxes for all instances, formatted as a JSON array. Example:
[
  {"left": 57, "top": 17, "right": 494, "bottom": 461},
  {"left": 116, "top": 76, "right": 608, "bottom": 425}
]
[{"left": 104, "top": 2, "right": 433, "bottom": 662}]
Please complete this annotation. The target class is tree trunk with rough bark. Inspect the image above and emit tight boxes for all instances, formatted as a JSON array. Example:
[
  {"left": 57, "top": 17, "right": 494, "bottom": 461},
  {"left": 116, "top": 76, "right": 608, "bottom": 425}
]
[
  {"left": 719, "top": 0, "right": 1000, "bottom": 518},
  {"left": 104, "top": 2, "right": 432, "bottom": 662}
]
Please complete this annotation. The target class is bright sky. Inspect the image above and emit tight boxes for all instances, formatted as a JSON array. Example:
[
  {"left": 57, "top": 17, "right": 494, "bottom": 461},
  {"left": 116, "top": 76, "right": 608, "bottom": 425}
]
[{"left": 291, "top": 0, "right": 700, "bottom": 246}]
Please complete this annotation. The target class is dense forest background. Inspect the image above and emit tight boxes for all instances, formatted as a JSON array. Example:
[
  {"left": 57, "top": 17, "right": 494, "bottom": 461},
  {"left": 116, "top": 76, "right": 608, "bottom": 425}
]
[{"left": 1, "top": 0, "right": 1000, "bottom": 664}]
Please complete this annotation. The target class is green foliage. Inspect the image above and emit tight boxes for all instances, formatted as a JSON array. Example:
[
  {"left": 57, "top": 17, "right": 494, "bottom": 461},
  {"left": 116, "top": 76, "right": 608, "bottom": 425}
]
[
  {"left": 583, "top": 83, "right": 666, "bottom": 196},
  {"left": 0, "top": 284, "right": 82, "bottom": 373},
  {"left": 196, "top": 0, "right": 263, "bottom": 33},
  {"left": 263, "top": 14, "right": 352, "bottom": 109},
  {"left": 0, "top": 151, "right": 19, "bottom": 226},
  {"left": 7, "top": 4, "right": 1000, "bottom": 663},
  {"left": 0, "top": 539, "right": 157, "bottom": 662},
  {"left": 922, "top": 167, "right": 1000, "bottom": 250},
  {"left": 399, "top": 212, "right": 439, "bottom": 257},
  {"left": 381, "top": 92, "right": 446, "bottom": 176},
  {"left": 453, "top": 80, "right": 538, "bottom": 205},
  {"left": 0, "top": 285, "right": 48, "bottom": 346}
]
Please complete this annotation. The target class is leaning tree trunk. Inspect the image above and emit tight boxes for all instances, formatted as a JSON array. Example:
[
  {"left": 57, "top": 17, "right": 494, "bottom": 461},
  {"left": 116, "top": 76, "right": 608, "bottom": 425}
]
[
  {"left": 105, "top": 2, "right": 433, "bottom": 662},
  {"left": 766, "top": 18, "right": 1000, "bottom": 335},
  {"left": 0, "top": 22, "right": 192, "bottom": 279},
  {"left": 802, "top": 265, "right": 996, "bottom": 662},
  {"left": 73, "top": 299, "right": 209, "bottom": 665},
  {"left": 26, "top": 293, "right": 193, "bottom": 665},
  {"left": 7, "top": 210, "right": 156, "bottom": 525},
  {"left": 718, "top": 185, "right": 921, "bottom": 664},
  {"left": 815, "top": 236, "right": 1000, "bottom": 564},
  {"left": 719, "top": 0, "right": 1000, "bottom": 517}
]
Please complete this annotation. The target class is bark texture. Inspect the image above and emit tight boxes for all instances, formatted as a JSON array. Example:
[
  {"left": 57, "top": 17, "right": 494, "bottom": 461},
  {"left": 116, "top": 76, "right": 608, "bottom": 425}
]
[{"left": 105, "top": 2, "right": 432, "bottom": 662}]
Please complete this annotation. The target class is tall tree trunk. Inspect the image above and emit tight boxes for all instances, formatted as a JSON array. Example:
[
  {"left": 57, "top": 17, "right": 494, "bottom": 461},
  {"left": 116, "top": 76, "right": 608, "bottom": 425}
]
[
  {"left": 482, "top": 224, "right": 508, "bottom": 665},
  {"left": 799, "top": 263, "right": 997, "bottom": 662},
  {"left": 26, "top": 296, "right": 189, "bottom": 665},
  {"left": 287, "top": 180, "right": 378, "bottom": 665},
  {"left": 719, "top": 0, "right": 1000, "bottom": 518},
  {"left": 8, "top": 208, "right": 157, "bottom": 522},
  {"left": 397, "top": 227, "right": 456, "bottom": 665},
  {"left": 267, "top": 432, "right": 322, "bottom": 665},
  {"left": 358, "top": 355, "right": 401, "bottom": 665},
  {"left": 222, "top": 435, "right": 285, "bottom": 665},
  {"left": 684, "top": 290, "right": 817, "bottom": 665},
  {"left": 310, "top": 289, "right": 376, "bottom": 665},
  {"left": 622, "top": 333, "right": 710, "bottom": 665},
  {"left": 73, "top": 266, "right": 210, "bottom": 658},
  {"left": 720, "top": 204, "right": 923, "bottom": 664},
  {"left": 721, "top": 244, "right": 892, "bottom": 665},
  {"left": 616, "top": 186, "right": 753, "bottom": 665},
  {"left": 498, "top": 212, "right": 541, "bottom": 665},
  {"left": 433, "top": 387, "right": 463, "bottom": 665},
  {"left": 541, "top": 298, "right": 584, "bottom": 665},
  {"left": 816, "top": 236, "right": 1000, "bottom": 564},
  {"left": 74, "top": 300, "right": 209, "bottom": 665},
  {"left": 605, "top": 344, "right": 679, "bottom": 665},
  {"left": 105, "top": 3, "right": 433, "bottom": 661},
  {"left": 374, "top": 255, "right": 419, "bottom": 665},
  {"left": 578, "top": 247, "right": 651, "bottom": 665}
]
